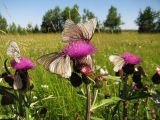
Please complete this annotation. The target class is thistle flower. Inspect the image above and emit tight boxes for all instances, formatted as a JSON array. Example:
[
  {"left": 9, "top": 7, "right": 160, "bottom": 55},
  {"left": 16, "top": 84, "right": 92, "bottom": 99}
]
[
  {"left": 109, "top": 52, "right": 142, "bottom": 74},
  {"left": 121, "top": 52, "right": 141, "bottom": 65},
  {"left": 11, "top": 57, "right": 35, "bottom": 70},
  {"left": 63, "top": 40, "right": 96, "bottom": 58},
  {"left": 38, "top": 18, "right": 97, "bottom": 79}
]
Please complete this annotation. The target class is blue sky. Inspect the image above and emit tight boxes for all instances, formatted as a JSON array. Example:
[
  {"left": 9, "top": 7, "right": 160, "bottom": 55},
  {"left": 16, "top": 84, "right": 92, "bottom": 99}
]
[{"left": 0, "top": 0, "right": 160, "bottom": 29}]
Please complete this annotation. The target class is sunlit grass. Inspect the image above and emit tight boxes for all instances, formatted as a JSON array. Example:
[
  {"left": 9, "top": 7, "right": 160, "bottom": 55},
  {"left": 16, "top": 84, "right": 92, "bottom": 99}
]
[{"left": 0, "top": 32, "right": 160, "bottom": 119}]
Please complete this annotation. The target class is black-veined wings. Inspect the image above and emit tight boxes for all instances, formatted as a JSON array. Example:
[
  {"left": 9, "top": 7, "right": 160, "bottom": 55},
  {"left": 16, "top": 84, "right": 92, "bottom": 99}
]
[
  {"left": 62, "top": 18, "right": 97, "bottom": 42},
  {"left": 78, "top": 18, "right": 97, "bottom": 41},
  {"left": 7, "top": 41, "right": 21, "bottom": 62},
  {"left": 62, "top": 19, "right": 84, "bottom": 42},
  {"left": 109, "top": 55, "right": 125, "bottom": 72},
  {"left": 37, "top": 53, "right": 71, "bottom": 78},
  {"left": 13, "top": 72, "right": 23, "bottom": 90}
]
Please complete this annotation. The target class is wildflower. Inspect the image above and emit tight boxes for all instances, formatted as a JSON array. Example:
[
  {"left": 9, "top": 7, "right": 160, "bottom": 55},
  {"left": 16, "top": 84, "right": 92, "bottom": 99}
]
[
  {"left": 38, "top": 18, "right": 97, "bottom": 79},
  {"left": 63, "top": 40, "right": 96, "bottom": 58},
  {"left": 109, "top": 52, "right": 141, "bottom": 75},
  {"left": 41, "top": 85, "right": 49, "bottom": 89},
  {"left": 121, "top": 52, "right": 141, "bottom": 65},
  {"left": 11, "top": 57, "right": 35, "bottom": 70}
]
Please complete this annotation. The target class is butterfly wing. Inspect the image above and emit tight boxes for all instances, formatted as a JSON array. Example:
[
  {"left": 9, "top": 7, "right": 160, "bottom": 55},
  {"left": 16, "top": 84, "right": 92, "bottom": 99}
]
[
  {"left": 49, "top": 55, "right": 71, "bottom": 78},
  {"left": 37, "top": 52, "right": 60, "bottom": 70},
  {"left": 13, "top": 72, "right": 23, "bottom": 90},
  {"left": 37, "top": 53, "right": 71, "bottom": 78},
  {"left": 62, "top": 18, "right": 97, "bottom": 42},
  {"left": 109, "top": 55, "right": 125, "bottom": 72},
  {"left": 78, "top": 18, "right": 97, "bottom": 41},
  {"left": 62, "top": 19, "right": 84, "bottom": 42},
  {"left": 79, "top": 55, "right": 94, "bottom": 70},
  {"left": 7, "top": 41, "right": 21, "bottom": 62}
]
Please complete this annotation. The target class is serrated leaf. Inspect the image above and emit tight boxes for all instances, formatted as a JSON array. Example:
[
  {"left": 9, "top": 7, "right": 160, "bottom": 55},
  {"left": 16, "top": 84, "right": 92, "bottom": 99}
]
[{"left": 91, "top": 97, "right": 121, "bottom": 111}]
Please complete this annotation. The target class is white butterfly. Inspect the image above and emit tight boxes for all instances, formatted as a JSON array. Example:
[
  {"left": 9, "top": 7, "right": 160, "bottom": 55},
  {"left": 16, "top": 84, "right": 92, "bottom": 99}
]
[
  {"left": 7, "top": 40, "right": 21, "bottom": 63},
  {"left": 37, "top": 53, "right": 71, "bottom": 78},
  {"left": 13, "top": 71, "right": 23, "bottom": 90},
  {"left": 109, "top": 55, "right": 125, "bottom": 72},
  {"left": 62, "top": 18, "right": 97, "bottom": 42}
]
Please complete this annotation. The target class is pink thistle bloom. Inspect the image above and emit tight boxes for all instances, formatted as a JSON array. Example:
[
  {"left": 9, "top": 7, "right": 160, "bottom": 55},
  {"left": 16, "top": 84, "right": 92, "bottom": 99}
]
[
  {"left": 121, "top": 52, "right": 142, "bottom": 65},
  {"left": 11, "top": 57, "right": 35, "bottom": 70},
  {"left": 63, "top": 40, "right": 96, "bottom": 58}
]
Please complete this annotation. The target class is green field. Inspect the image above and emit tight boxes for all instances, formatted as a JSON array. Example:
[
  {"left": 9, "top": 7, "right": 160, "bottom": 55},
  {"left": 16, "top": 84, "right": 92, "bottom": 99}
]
[{"left": 0, "top": 32, "right": 160, "bottom": 119}]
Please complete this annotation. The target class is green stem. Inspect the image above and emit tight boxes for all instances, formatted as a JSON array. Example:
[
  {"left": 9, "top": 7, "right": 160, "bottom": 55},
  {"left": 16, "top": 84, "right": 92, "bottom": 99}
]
[
  {"left": 85, "top": 84, "right": 91, "bottom": 120},
  {"left": 122, "top": 76, "right": 128, "bottom": 120},
  {"left": 18, "top": 91, "right": 24, "bottom": 118}
]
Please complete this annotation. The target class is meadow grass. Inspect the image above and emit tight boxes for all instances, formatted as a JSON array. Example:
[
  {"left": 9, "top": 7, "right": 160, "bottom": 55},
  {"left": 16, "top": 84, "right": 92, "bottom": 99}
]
[{"left": 0, "top": 32, "right": 160, "bottom": 119}]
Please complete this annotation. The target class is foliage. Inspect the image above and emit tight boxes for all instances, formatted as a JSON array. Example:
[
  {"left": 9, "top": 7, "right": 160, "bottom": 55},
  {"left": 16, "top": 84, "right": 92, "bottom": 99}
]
[
  {"left": 104, "top": 6, "right": 122, "bottom": 33},
  {"left": 0, "top": 33, "right": 160, "bottom": 119},
  {"left": 82, "top": 9, "right": 95, "bottom": 22},
  {"left": 8, "top": 22, "right": 18, "bottom": 34},
  {"left": 135, "top": 6, "right": 160, "bottom": 33},
  {"left": 0, "top": 14, "right": 8, "bottom": 33}
]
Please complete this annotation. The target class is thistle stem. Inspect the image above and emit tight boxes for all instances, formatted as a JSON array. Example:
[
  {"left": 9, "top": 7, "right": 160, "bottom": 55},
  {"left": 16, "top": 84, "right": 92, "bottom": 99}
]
[
  {"left": 122, "top": 76, "right": 128, "bottom": 120},
  {"left": 18, "top": 92, "right": 24, "bottom": 117},
  {"left": 85, "top": 84, "right": 91, "bottom": 120}
]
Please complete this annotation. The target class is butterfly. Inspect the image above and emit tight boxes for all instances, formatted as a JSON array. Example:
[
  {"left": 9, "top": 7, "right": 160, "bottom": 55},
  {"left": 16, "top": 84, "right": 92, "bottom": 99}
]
[
  {"left": 38, "top": 18, "right": 97, "bottom": 78},
  {"left": 37, "top": 53, "right": 71, "bottom": 78},
  {"left": 62, "top": 18, "right": 97, "bottom": 42},
  {"left": 7, "top": 40, "right": 21, "bottom": 63},
  {"left": 109, "top": 55, "right": 125, "bottom": 72}
]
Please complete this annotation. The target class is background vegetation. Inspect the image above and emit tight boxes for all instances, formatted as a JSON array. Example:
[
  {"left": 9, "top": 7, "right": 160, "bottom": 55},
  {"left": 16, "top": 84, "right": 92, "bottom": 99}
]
[
  {"left": 0, "top": 32, "right": 160, "bottom": 119},
  {"left": 0, "top": 5, "right": 160, "bottom": 34}
]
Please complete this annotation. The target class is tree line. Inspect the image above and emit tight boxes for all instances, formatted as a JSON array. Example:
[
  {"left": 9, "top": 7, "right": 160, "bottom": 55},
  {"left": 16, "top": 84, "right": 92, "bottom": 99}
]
[{"left": 0, "top": 5, "right": 160, "bottom": 34}]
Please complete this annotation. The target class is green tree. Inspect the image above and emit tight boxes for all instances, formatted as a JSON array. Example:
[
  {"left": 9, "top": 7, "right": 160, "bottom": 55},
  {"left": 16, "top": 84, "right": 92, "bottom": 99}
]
[
  {"left": 41, "top": 6, "right": 63, "bottom": 33},
  {"left": 0, "top": 14, "right": 7, "bottom": 33},
  {"left": 33, "top": 24, "right": 39, "bottom": 33},
  {"left": 155, "top": 11, "right": 160, "bottom": 32},
  {"left": 8, "top": 22, "right": 17, "bottom": 34},
  {"left": 135, "top": 6, "right": 157, "bottom": 33},
  {"left": 27, "top": 23, "right": 33, "bottom": 33},
  {"left": 104, "top": 6, "right": 122, "bottom": 33},
  {"left": 17, "top": 25, "right": 27, "bottom": 35},
  {"left": 70, "top": 4, "right": 81, "bottom": 23},
  {"left": 62, "top": 6, "right": 71, "bottom": 21},
  {"left": 82, "top": 9, "right": 95, "bottom": 22}
]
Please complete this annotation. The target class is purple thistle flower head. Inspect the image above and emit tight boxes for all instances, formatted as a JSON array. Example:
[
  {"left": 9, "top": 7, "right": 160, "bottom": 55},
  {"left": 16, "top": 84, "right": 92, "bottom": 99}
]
[
  {"left": 11, "top": 57, "right": 35, "bottom": 70},
  {"left": 121, "top": 52, "right": 142, "bottom": 65},
  {"left": 63, "top": 40, "right": 96, "bottom": 58}
]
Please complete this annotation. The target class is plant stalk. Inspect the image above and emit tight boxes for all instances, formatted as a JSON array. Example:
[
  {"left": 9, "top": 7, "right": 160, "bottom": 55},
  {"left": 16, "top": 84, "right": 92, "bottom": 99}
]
[
  {"left": 85, "top": 84, "right": 91, "bottom": 120},
  {"left": 122, "top": 76, "right": 128, "bottom": 120}
]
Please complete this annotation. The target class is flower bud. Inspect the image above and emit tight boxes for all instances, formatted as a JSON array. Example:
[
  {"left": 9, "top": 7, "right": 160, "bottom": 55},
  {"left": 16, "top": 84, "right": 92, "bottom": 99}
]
[
  {"left": 80, "top": 65, "right": 92, "bottom": 75},
  {"left": 152, "top": 73, "right": 160, "bottom": 84},
  {"left": 123, "top": 64, "right": 135, "bottom": 74},
  {"left": 70, "top": 72, "right": 82, "bottom": 87},
  {"left": 1, "top": 93, "right": 14, "bottom": 106},
  {"left": 94, "top": 76, "right": 104, "bottom": 88}
]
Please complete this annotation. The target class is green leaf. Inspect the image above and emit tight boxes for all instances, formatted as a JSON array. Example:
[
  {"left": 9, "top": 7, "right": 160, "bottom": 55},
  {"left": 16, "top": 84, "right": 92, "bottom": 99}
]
[
  {"left": 91, "top": 97, "right": 121, "bottom": 111},
  {"left": 106, "top": 75, "right": 121, "bottom": 82},
  {"left": 128, "top": 91, "right": 151, "bottom": 100},
  {"left": 91, "top": 116, "right": 104, "bottom": 120}
]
